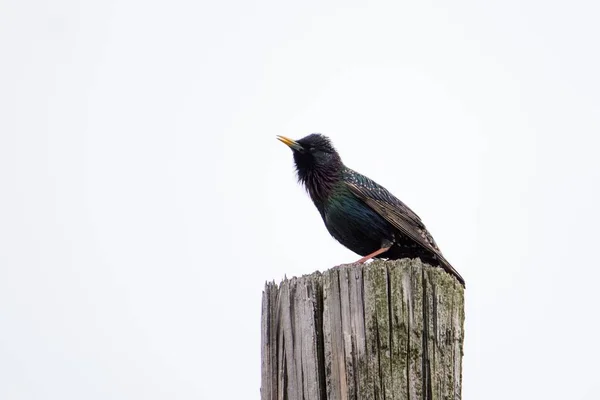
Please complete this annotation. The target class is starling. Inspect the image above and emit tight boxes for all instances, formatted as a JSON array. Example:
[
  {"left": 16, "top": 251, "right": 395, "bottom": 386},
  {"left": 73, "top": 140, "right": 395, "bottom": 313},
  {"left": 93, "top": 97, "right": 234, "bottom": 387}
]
[{"left": 277, "top": 133, "right": 464, "bottom": 286}]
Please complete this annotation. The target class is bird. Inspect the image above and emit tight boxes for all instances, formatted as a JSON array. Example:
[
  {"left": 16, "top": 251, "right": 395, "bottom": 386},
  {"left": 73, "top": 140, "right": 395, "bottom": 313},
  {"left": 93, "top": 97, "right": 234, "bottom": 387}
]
[{"left": 277, "top": 133, "right": 464, "bottom": 286}]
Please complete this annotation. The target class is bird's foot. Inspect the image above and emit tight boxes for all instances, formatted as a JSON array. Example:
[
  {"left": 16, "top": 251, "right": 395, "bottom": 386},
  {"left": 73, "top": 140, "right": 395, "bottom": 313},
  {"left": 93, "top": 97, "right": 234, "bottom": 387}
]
[
  {"left": 354, "top": 246, "right": 391, "bottom": 264},
  {"left": 355, "top": 255, "right": 371, "bottom": 264}
]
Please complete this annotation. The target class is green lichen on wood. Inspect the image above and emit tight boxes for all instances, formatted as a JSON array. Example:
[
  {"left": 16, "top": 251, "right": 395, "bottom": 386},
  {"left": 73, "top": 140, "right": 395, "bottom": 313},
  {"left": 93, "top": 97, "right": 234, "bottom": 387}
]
[
  {"left": 261, "top": 259, "right": 465, "bottom": 400},
  {"left": 388, "top": 261, "right": 409, "bottom": 399}
]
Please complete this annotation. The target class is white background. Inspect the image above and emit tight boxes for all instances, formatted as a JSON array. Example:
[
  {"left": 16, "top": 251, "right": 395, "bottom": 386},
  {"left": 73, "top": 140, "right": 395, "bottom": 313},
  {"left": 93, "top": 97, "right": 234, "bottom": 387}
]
[{"left": 1, "top": 0, "right": 599, "bottom": 399}]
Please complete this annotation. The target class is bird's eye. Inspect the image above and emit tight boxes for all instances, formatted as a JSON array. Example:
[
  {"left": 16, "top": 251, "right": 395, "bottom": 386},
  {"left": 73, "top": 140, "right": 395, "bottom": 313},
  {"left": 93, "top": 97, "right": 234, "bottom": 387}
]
[{"left": 309, "top": 147, "right": 315, "bottom": 152}]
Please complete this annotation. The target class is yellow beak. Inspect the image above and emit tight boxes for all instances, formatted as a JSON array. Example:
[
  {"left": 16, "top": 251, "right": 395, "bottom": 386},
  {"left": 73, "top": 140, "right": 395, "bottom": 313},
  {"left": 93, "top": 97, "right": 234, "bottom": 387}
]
[{"left": 276, "top": 135, "right": 303, "bottom": 151}]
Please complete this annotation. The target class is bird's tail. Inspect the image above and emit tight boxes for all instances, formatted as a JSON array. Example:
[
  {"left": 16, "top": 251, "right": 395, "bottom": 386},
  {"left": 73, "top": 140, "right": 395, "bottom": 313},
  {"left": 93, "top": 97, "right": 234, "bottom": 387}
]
[{"left": 436, "top": 253, "right": 465, "bottom": 287}]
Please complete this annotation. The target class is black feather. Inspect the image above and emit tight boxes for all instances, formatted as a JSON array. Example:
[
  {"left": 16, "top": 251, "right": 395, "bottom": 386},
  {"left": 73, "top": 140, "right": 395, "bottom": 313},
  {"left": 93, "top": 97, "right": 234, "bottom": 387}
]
[{"left": 279, "top": 133, "right": 465, "bottom": 286}]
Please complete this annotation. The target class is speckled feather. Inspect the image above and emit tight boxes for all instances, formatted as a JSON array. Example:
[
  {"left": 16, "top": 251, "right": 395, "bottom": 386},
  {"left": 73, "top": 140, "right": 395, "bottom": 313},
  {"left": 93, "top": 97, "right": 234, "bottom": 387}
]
[
  {"left": 343, "top": 167, "right": 464, "bottom": 284},
  {"left": 282, "top": 133, "right": 465, "bottom": 286}
]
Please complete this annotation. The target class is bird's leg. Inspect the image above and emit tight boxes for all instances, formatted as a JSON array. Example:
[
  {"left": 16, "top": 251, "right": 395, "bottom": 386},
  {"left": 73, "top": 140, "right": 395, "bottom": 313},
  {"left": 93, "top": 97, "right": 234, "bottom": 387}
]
[{"left": 355, "top": 240, "right": 393, "bottom": 264}]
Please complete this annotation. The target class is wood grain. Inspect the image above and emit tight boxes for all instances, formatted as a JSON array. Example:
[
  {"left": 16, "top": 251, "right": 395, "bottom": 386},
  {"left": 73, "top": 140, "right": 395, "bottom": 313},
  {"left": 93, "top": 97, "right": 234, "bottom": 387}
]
[{"left": 261, "top": 259, "right": 465, "bottom": 400}]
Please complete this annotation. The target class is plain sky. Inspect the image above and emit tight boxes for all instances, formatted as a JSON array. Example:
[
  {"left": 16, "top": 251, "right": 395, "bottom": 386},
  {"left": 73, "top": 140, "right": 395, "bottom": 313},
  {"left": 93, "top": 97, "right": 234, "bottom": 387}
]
[{"left": 1, "top": 0, "right": 599, "bottom": 399}]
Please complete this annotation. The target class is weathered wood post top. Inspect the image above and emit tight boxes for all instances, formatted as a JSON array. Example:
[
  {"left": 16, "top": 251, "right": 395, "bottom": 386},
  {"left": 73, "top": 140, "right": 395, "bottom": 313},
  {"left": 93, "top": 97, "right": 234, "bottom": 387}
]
[{"left": 261, "top": 258, "right": 465, "bottom": 400}]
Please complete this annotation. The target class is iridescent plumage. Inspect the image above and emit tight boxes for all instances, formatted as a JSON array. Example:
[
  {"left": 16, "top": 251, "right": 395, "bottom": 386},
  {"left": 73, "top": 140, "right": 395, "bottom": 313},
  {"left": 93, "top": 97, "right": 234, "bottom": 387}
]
[{"left": 277, "top": 133, "right": 464, "bottom": 285}]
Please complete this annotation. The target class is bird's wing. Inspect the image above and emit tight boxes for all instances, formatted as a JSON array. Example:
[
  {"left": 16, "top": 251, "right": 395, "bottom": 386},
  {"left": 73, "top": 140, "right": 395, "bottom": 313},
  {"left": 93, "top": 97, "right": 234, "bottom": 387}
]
[{"left": 344, "top": 170, "right": 464, "bottom": 285}]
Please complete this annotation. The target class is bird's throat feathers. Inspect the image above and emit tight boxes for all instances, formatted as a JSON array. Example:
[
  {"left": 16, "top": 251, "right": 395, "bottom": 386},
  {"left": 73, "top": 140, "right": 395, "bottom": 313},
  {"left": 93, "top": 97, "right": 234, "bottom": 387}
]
[
  {"left": 289, "top": 133, "right": 343, "bottom": 205},
  {"left": 296, "top": 163, "right": 342, "bottom": 204}
]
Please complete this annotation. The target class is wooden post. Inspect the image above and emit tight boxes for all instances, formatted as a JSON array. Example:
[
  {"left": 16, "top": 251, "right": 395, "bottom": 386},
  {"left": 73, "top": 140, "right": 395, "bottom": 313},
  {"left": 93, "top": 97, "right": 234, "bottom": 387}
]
[{"left": 261, "top": 258, "right": 465, "bottom": 400}]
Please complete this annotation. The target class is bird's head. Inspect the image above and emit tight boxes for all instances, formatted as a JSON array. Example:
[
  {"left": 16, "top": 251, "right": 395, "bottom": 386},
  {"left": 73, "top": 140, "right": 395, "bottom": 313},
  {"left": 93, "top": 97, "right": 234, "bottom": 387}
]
[
  {"left": 277, "top": 133, "right": 342, "bottom": 173},
  {"left": 277, "top": 133, "right": 343, "bottom": 198}
]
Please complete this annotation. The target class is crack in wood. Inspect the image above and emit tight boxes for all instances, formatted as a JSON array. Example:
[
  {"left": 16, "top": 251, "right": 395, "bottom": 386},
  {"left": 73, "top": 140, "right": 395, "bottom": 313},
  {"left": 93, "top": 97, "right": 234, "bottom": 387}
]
[{"left": 261, "top": 259, "right": 464, "bottom": 400}]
